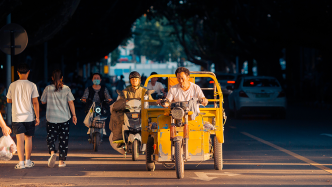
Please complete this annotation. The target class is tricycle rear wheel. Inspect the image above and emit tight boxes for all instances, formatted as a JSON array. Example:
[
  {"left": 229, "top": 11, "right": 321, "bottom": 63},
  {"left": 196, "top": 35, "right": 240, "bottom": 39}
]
[
  {"left": 213, "top": 136, "right": 223, "bottom": 170},
  {"left": 146, "top": 137, "right": 155, "bottom": 171},
  {"left": 175, "top": 140, "right": 184, "bottom": 179}
]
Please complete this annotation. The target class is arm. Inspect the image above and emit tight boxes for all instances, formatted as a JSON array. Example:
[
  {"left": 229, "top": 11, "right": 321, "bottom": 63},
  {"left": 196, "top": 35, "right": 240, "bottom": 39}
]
[
  {"left": 201, "top": 97, "right": 209, "bottom": 106},
  {"left": 40, "top": 86, "right": 47, "bottom": 104},
  {"left": 104, "top": 88, "right": 113, "bottom": 102},
  {"left": 196, "top": 85, "right": 208, "bottom": 106},
  {"left": 68, "top": 100, "right": 77, "bottom": 125},
  {"left": 0, "top": 113, "right": 11, "bottom": 135},
  {"left": 156, "top": 99, "right": 170, "bottom": 107},
  {"left": 32, "top": 97, "right": 40, "bottom": 126},
  {"left": 157, "top": 88, "right": 172, "bottom": 108},
  {"left": 81, "top": 88, "right": 89, "bottom": 103}
]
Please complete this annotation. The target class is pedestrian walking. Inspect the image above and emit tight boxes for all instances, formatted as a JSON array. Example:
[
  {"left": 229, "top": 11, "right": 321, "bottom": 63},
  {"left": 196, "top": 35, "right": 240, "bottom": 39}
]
[
  {"left": 41, "top": 69, "right": 77, "bottom": 168},
  {"left": 6, "top": 63, "right": 40, "bottom": 169},
  {"left": 116, "top": 75, "right": 126, "bottom": 91}
]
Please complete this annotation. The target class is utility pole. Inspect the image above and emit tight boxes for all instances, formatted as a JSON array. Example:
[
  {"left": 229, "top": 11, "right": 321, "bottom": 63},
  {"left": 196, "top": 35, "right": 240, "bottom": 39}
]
[
  {"left": 6, "top": 14, "right": 11, "bottom": 125},
  {"left": 44, "top": 42, "right": 48, "bottom": 83},
  {"left": 236, "top": 56, "right": 239, "bottom": 74}
]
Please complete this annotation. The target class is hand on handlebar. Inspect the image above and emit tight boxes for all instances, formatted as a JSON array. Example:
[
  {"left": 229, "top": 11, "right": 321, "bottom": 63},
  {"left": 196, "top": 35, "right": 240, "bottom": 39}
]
[
  {"left": 157, "top": 99, "right": 168, "bottom": 108},
  {"left": 200, "top": 98, "right": 208, "bottom": 106},
  {"left": 81, "top": 99, "right": 87, "bottom": 103}
]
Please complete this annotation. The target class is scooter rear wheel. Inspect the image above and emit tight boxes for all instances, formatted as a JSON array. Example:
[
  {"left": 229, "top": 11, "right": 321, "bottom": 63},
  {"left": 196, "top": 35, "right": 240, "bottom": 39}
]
[{"left": 132, "top": 139, "right": 139, "bottom": 161}]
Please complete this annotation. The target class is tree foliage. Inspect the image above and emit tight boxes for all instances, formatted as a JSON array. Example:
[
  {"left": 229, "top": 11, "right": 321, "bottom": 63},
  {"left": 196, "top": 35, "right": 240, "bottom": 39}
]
[{"left": 133, "top": 16, "right": 185, "bottom": 62}]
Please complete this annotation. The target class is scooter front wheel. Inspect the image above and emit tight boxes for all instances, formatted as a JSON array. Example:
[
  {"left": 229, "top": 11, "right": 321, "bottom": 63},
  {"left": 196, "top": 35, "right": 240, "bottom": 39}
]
[
  {"left": 132, "top": 139, "right": 139, "bottom": 161},
  {"left": 93, "top": 132, "right": 100, "bottom": 152}
]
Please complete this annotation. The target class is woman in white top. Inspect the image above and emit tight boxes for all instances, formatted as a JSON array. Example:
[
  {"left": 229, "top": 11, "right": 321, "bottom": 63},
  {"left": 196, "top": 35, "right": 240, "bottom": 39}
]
[{"left": 147, "top": 72, "right": 165, "bottom": 95}]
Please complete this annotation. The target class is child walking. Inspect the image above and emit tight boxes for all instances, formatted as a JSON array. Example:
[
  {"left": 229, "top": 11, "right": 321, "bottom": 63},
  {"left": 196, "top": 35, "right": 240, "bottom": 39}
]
[{"left": 41, "top": 69, "right": 77, "bottom": 168}]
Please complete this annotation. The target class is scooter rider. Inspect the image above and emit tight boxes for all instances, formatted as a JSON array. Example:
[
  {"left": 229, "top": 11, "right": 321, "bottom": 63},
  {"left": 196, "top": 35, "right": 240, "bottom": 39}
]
[
  {"left": 110, "top": 71, "right": 153, "bottom": 148},
  {"left": 156, "top": 67, "right": 208, "bottom": 107},
  {"left": 120, "top": 71, "right": 153, "bottom": 100},
  {"left": 81, "top": 73, "right": 113, "bottom": 140}
]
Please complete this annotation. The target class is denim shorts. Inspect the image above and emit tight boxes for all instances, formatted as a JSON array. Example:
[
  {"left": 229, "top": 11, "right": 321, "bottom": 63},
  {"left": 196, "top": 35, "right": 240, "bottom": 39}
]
[{"left": 12, "top": 121, "right": 35, "bottom": 136}]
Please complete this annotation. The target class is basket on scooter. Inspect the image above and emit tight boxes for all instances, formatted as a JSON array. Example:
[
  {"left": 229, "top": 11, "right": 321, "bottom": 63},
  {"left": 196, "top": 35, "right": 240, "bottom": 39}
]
[{"left": 91, "top": 120, "right": 105, "bottom": 129}]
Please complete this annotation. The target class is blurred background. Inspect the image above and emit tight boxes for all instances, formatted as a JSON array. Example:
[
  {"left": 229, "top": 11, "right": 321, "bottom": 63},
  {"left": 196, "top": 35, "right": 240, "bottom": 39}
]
[{"left": 1, "top": 0, "right": 332, "bottom": 121}]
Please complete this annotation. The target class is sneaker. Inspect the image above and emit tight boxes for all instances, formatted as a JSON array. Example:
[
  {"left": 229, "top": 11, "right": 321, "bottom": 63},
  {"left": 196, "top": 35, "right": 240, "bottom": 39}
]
[
  {"left": 48, "top": 154, "right": 57, "bottom": 168},
  {"left": 25, "top": 161, "right": 35, "bottom": 168},
  {"left": 58, "top": 162, "right": 66, "bottom": 167},
  {"left": 15, "top": 163, "right": 25, "bottom": 169}
]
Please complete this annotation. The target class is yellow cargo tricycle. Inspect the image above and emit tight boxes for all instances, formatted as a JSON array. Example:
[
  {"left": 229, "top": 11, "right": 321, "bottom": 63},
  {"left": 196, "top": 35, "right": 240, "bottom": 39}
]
[{"left": 141, "top": 71, "right": 226, "bottom": 179}]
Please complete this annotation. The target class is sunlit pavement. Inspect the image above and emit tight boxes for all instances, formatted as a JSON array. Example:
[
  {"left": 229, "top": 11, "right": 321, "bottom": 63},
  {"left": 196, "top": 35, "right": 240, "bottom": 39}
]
[{"left": 1, "top": 104, "right": 332, "bottom": 187}]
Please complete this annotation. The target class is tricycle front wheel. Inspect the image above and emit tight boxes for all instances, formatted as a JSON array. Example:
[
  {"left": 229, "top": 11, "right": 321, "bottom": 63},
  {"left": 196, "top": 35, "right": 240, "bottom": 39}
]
[{"left": 175, "top": 140, "right": 184, "bottom": 179}]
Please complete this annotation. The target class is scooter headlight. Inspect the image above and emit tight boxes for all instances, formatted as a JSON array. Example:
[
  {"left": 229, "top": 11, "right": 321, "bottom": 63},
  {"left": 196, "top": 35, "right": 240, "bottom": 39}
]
[
  {"left": 95, "top": 107, "right": 101, "bottom": 113},
  {"left": 171, "top": 107, "right": 184, "bottom": 120}
]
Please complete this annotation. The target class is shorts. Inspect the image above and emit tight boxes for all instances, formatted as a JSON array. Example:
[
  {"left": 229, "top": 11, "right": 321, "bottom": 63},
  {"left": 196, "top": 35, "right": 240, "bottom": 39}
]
[{"left": 12, "top": 121, "right": 35, "bottom": 136}]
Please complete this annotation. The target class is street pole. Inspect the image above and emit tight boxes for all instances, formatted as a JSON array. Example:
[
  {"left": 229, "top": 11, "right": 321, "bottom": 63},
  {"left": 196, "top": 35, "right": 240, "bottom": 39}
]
[
  {"left": 44, "top": 42, "right": 48, "bottom": 83},
  {"left": 6, "top": 14, "right": 11, "bottom": 125},
  {"left": 236, "top": 56, "right": 239, "bottom": 74}
]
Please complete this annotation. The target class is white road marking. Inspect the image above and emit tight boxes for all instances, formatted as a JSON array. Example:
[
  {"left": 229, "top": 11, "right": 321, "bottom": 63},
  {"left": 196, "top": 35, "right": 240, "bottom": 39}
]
[
  {"left": 192, "top": 172, "right": 239, "bottom": 181},
  {"left": 320, "top": 133, "right": 332, "bottom": 138},
  {"left": 242, "top": 132, "right": 332, "bottom": 174}
]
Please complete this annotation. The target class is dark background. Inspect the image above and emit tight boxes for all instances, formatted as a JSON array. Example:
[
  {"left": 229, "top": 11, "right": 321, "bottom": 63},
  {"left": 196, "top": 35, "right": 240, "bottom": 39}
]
[{"left": 1, "top": 0, "right": 331, "bottom": 105}]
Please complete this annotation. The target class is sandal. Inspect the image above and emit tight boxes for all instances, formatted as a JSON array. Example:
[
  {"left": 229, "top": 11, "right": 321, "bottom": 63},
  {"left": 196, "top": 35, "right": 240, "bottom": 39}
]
[
  {"left": 15, "top": 163, "right": 25, "bottom": 169},
  {"left": 58, "top": 162, "right": 66, "bottom": 167},
  {"left": 48, "top": 154, "right": 57, "bottom": 168},
  {"left": 25, "top": 161, "right": 35, "bottom": 168}
]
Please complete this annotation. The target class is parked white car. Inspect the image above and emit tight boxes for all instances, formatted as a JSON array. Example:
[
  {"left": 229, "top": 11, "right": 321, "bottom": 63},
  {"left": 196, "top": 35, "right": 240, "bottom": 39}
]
[{"left": 228, "top": 76, "right": 286, "bottom": 118}]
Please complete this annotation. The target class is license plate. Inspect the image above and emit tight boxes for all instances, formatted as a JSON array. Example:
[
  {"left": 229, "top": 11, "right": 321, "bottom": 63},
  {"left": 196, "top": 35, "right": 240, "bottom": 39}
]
[
  {"left": 255, "top": 93, "right": 270, "bottom": 98},
  {"left": 132, "top": 114, "right": 139, "bottom": 118}
]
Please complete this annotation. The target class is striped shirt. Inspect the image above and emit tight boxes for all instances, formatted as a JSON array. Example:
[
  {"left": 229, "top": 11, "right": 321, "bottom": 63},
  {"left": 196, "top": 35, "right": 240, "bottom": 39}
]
[{"left": 41, "top": 85, "right": 75, "bottom": 123}]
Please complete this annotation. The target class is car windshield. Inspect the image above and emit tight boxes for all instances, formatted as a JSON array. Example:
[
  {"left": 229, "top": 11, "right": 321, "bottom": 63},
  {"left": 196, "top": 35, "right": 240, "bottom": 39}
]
[
  {"left": 216, "top": 75, "right": 235, "bottom": 80},
  {"left": 243, "top": 78, "right": 280, "bottom": 87}
]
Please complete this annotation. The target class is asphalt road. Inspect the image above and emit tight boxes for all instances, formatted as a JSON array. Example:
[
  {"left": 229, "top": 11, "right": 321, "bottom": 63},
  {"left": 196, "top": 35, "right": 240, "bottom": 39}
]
[{"left": 1, "top": 102, "right": 332, "bottom": 187}]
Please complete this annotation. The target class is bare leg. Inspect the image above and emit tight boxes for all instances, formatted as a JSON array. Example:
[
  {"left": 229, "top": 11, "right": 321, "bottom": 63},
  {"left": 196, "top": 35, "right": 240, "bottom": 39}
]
[
  {"left": 24, "top": 135, "right": 32, "bottom": 160},
  {"left": 16, "top": 133, "right": 25, "bottom": 162}
]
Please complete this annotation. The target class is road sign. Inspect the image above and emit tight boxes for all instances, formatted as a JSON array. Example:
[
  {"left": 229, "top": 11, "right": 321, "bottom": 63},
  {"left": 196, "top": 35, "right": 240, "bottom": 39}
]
[{"left": 0, "top": 23, "right": 28, "bottom": 55}]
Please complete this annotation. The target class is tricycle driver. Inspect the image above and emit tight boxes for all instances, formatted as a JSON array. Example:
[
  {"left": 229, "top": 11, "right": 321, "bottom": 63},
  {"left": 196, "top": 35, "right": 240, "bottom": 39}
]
[{"left": 156, "top": 67, "right": 208, "bottom": 108}]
